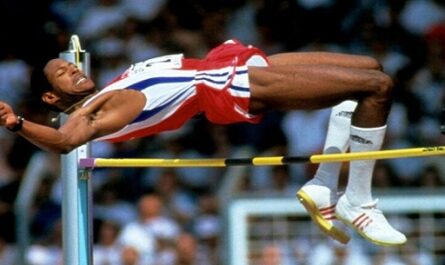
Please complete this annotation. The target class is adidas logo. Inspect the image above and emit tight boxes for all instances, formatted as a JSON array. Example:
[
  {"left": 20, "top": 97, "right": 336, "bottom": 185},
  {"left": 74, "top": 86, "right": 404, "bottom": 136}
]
[
  {"left": 350, "top": 135, "right": 373, "bottom": 144},
  {"left": 336, "top": 111, "right": 353, "bottom": 118}
]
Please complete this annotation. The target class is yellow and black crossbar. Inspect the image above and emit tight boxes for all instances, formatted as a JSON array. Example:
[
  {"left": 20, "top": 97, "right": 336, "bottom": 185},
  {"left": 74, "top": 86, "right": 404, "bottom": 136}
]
[{"left": 78, "top": 146, "right": 445, "bottom": 168}]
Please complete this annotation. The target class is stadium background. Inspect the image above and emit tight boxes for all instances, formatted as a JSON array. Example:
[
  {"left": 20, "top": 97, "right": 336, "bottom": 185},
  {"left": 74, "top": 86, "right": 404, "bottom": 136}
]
[{"left": 0, "top": 0, "right": 444, "bottom": 264}]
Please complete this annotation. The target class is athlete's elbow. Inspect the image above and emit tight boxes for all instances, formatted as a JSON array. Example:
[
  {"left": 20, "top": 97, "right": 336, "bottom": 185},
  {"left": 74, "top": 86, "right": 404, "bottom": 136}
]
[
  {"left": 58, "top": 146, "right": 75, "bottom": 154},
  {"left": 47, "top": 144, "right": 75, "bottom": 154},
  {"left": 51, "top": 138, "right": 82, "bottom": 154},
  {"left": 30, "top": 139, "right": 77, "bottom": 154}
]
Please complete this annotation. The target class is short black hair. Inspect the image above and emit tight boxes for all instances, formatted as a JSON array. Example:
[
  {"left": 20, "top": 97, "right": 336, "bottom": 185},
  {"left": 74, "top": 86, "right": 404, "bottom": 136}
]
[
  {"left": 30, "top": 66, "right": 62, "bottom": 112},
  {"left": 30, "top": 66, "right": 53, "bottom": 98}
]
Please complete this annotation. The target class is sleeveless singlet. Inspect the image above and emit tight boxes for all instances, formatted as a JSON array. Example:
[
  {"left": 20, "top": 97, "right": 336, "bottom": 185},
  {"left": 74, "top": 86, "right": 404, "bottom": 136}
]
[{"left": 83, "top": 40, "right": 269, "bottom": 142}]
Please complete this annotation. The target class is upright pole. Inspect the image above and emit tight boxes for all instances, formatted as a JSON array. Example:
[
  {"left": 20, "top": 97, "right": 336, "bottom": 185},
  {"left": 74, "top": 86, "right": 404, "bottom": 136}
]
[
  {"left": 441, "top": 108, "right": 444, "bottom": 134},
  {"left": 59, "top": 35, "right": 93, "bottom": 265}
]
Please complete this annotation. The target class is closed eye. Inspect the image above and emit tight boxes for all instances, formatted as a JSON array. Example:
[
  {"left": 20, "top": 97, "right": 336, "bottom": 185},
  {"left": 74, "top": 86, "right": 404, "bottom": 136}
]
[
  {"left": 56, "top": 62, "right": 77, "bottom": 77},
  {"left": 56, "top": 70, "right": 66, "bottom": 77}
]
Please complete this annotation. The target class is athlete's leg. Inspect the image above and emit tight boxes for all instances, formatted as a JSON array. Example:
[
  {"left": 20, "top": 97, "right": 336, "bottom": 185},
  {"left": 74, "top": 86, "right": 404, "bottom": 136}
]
[
  {"left": 296, "top": 100, "right": 357, "bottom": 244},
  {"left": 268, "top": 54, "right": 360, "bottom": 243},
  {"left": 268, "top": 53, "right": 376, "bottom": 191},
  {"left": 248, "top": 64, "right": 392, "bottom": 127},
  {"left": 248, "top": 64, "right": 406, "bottom": 246}
]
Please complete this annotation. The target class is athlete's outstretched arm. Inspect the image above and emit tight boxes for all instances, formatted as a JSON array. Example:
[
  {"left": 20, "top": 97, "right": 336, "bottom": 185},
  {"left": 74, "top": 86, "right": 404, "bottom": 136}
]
[
  {"left": 1, "top": 90, "right": 145, "bottom": 153},
  {"left": 0, "top": 100, "right": 98, "bottom": 153}
]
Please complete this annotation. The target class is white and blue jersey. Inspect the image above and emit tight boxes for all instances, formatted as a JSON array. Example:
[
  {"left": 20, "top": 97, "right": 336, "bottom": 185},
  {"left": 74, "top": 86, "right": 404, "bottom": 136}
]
[{"left": 82, "top": 40, "right": 268, "bottom": 142}]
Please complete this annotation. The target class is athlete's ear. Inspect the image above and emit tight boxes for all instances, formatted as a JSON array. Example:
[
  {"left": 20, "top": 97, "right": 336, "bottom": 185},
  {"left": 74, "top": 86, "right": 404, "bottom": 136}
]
[{"left": 41, "top": 91, "right": 60, "bottom": 105}]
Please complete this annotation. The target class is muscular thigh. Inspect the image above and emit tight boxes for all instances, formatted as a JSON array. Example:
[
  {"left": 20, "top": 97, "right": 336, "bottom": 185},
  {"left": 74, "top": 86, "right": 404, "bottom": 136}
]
[
  {"left": 268, "top": 52, "right": 381, "bottom": 70},
  {"left": 248, "top": 64, "right": 381, "bottom": 113}
]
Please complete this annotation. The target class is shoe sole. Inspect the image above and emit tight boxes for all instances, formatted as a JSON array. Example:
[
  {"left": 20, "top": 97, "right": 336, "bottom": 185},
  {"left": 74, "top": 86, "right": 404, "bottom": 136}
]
[
  {"left": 335, "top": 213, "right": 407, "bottom": 247},
  {"left": 296, "top": 190, "right": 350, "bottom": 244}
]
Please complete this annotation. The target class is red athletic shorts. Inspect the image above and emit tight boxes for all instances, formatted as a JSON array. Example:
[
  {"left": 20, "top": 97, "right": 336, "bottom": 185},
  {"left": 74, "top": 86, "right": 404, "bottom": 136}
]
[{"left": 183, "top": 39, "right": 269, "bottom": 125}]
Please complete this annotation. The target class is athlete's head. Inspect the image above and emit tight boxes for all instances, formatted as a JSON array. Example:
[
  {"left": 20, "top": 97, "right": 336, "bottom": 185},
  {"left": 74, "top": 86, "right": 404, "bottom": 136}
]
[{"left": 38, "top": 58, "right": 96, "bottom": 111}]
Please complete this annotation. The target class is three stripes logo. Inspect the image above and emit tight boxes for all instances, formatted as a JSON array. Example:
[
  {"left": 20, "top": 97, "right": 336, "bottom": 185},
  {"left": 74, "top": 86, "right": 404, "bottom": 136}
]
[
  {"left": 319, "top": 205, "right": 336, "bottom": 221},
  {"left": 350, "top": 135, "right": 373, "bottom": 144},
  {"left": 352, "top": 213, "right": 373, "bottom": 231}
]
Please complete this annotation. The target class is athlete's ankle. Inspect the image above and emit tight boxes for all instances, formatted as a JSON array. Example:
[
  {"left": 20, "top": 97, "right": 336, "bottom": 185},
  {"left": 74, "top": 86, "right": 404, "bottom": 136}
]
[
  {"left": 343, "top": 191, "right": 373, "bottom": 207},
  {"left": 305, "top": 178, "right": 328, "bottom": 187},
  {"left": 312, "top": 170, "right": 339, "bottom": 190}
]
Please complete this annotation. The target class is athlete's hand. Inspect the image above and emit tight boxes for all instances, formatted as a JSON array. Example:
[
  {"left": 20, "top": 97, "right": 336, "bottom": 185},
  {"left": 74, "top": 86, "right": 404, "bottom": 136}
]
[{"left": 0, "top": 101, "right": 18, "bottom": 129}]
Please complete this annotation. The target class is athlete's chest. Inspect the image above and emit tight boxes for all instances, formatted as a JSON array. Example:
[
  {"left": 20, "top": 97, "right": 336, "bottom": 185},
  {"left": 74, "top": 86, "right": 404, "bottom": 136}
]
[{"left": 87, "top": 90, "right": 146, "bottom": 122}]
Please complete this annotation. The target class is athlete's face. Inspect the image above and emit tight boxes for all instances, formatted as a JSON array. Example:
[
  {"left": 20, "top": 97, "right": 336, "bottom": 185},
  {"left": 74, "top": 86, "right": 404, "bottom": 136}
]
[
  {"left": 41, "top": 59, "right": 96, "bottom": 110},
  {"left": 44, "top": 58, "right": 95, "bottom": 96}
]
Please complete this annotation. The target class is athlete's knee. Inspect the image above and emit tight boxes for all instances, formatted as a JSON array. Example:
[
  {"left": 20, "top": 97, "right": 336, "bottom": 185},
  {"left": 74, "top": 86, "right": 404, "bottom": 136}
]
[
  {"left": 363, "top": 56, "right": 383, "bottom": 71},
  {"left": 371, "top": 72, "right": 393, "bottom": 102}
]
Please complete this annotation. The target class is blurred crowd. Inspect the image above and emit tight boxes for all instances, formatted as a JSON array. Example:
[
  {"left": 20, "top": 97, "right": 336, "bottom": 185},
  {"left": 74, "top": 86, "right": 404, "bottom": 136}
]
[{"left": 1, "top": 0, "right": 445, "bottom": 264}]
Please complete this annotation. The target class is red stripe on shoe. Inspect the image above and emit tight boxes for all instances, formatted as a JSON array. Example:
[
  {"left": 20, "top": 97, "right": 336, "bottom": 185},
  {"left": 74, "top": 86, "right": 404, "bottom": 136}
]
[
  {"left": 319, "top": 205, "right": 336, "bottom": 212},
  {"left": 356, "top": 216, "right": 371, "bottom": 231},
  {"left": 359, "top": 219, "right": 373, "bottom": 231},
  {"left": 352, "top": 213, "right": 366, "bottom": 226},
  {"left": 320, "top": 208, "right": 335, "bottom": 215},
  {"left": 322, "top": 213, "right": 336, "bottom": 219},
  {"left": 320, "top": 206, "right": 336, "bottom": 220}
]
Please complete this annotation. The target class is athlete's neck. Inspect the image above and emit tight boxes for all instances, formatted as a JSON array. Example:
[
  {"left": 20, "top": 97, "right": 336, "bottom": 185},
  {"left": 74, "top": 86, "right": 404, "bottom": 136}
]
[{"left": 62, "top": 91, "right": 99, "bottom": 114}]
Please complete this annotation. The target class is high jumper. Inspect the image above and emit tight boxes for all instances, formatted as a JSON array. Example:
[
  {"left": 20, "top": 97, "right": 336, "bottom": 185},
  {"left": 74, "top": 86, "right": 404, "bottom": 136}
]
[{"left": 0, "top": 39, "right": 406, "bottom": 246}]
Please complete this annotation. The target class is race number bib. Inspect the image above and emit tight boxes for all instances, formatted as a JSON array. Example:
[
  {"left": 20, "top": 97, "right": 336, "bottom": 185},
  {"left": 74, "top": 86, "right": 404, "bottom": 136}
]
[{"left": 128, "top": 54, "right": 183, "bottom": 75}]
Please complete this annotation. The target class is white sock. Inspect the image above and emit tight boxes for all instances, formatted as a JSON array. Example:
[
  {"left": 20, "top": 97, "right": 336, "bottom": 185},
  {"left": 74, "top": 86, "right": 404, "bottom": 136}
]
[
  {"left": 311, "top": 100, "right": 357, "bottom": 190},
  {"left": 345, "top": 125, "right": 387, "bottom": 206}
]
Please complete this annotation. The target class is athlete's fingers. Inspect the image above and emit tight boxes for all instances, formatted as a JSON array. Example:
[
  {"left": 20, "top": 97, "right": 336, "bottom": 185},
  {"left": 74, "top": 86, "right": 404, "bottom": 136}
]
[
  {"left": 0, "top": 103, "right": 12, "bottom": 115},
  {"left": 0, "top": 116, "right": 6, "bottom": 126}
]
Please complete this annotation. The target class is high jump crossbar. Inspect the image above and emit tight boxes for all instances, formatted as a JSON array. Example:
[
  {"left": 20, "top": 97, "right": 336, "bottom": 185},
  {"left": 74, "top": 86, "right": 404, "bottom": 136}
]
[{"left": 79, "top": 145, "right": 445, "bottom": 168}]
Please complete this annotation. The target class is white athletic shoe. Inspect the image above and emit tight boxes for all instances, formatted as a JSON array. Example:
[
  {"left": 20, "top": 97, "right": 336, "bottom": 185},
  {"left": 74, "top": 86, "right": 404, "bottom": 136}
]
[
  {"left": 335, "top": 195, "right": 407, "bottom": 246},
  {"left": 296, "top": 183, "right": 350, "bottom": 244}
]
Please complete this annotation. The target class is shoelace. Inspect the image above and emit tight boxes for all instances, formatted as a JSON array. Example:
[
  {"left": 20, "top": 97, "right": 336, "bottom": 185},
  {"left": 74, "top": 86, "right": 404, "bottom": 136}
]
[{"left": 360, "top": 199, "right": 382, "bottom": 214}]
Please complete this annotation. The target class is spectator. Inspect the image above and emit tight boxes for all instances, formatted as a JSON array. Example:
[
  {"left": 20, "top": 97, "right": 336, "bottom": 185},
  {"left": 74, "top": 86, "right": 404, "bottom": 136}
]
[
  {"left": 117, "top": 195, "right": 157, "bottom": 265},
  {"left": 0, "top": 235, "right": 16, "bottom": 265},
  {"left": 26, "top": 221, "right": 63, "bottom": 265},
  {"left": 93, "top": 220, "right": 122, "bottom": 265},
  {"left": 154, "top": 169, "right": 198, "bottom": 226},
  {"left": 94, "top": 184, "right": 137, "bottom": 227}
]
